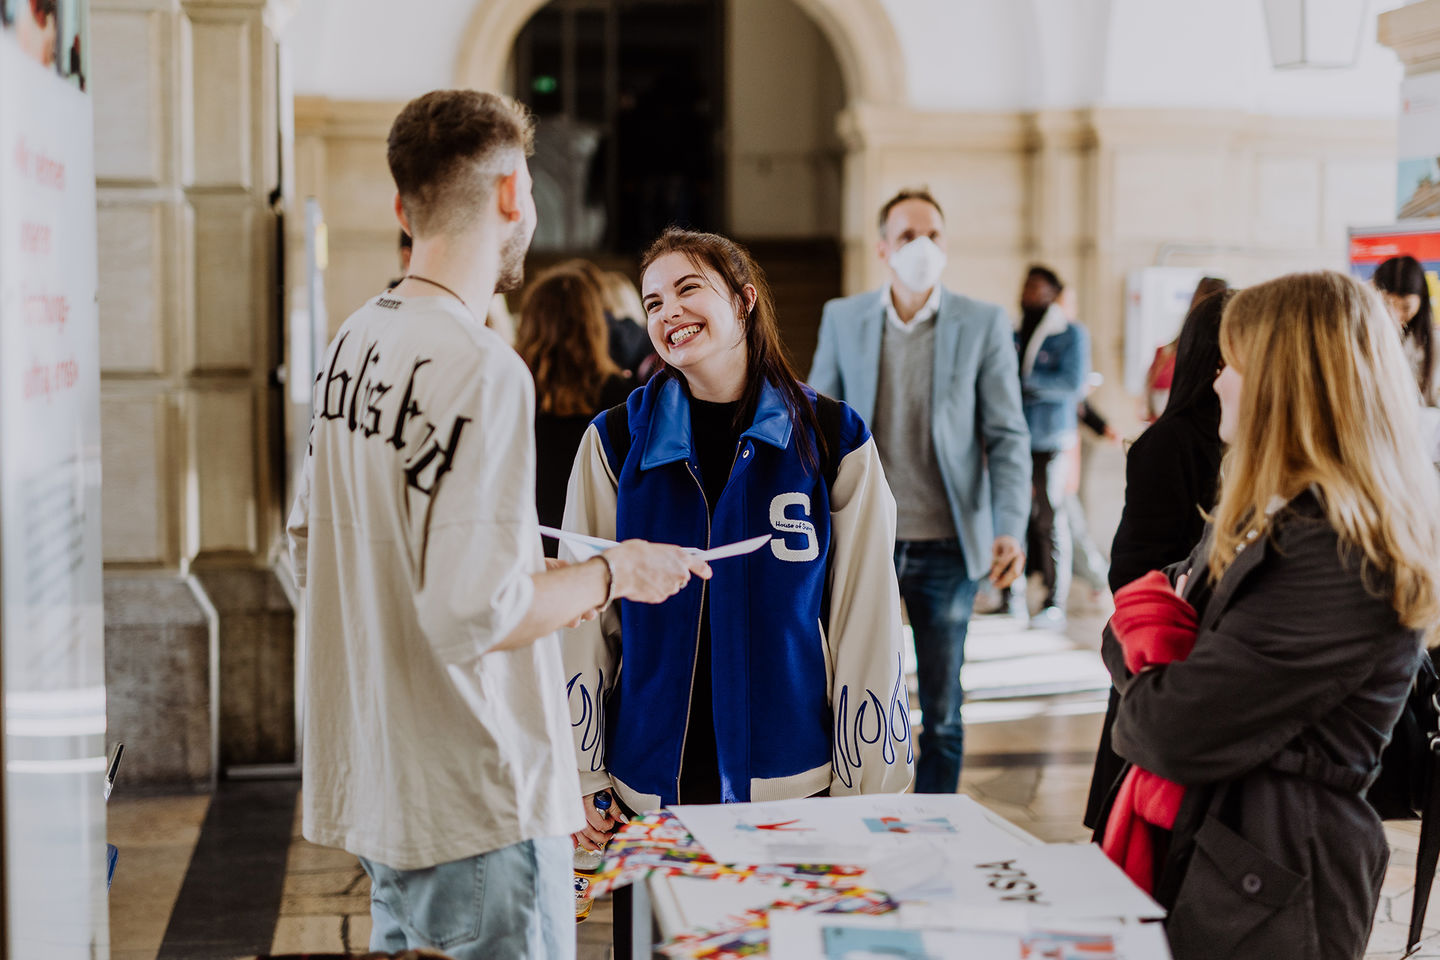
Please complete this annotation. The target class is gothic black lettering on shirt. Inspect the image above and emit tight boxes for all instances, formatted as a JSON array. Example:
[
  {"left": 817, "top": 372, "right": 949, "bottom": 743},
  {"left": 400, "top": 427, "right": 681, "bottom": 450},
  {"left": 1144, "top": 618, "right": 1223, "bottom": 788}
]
[
  {"left": 309, "top": 334, "right": 466, "bottom": 500},
  {"left": 320, "top": 331, "right": 352, "bottom": 422},
  {"left": 347, "top": 341, "right": 379, "bottom": 432},
  {"left": 404, "top": 416, "right": 469, "bottom": 496},
  {"left": 361, "top": 380, "right": 391, "bottom": 438},
  {"left": 389, "top": 358, "right": 431, "bottom": 452}
]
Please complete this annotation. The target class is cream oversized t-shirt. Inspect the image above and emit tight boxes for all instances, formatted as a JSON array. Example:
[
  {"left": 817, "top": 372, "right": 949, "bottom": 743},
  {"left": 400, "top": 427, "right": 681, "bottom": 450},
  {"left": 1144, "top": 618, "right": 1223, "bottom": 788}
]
[{"left": 287, "top": 293, "right": 582, "bottom": 869}]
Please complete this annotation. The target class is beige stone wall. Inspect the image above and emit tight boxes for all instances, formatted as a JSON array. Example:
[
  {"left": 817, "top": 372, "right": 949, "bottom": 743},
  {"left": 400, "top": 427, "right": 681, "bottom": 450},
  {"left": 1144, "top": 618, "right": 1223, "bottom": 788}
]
[
  {"left": 94, "top": 0, "right": 298, "bottom": 781},
  {"left": 291, "top": 98, "right": 404, "bottom": 338},
  {"left": 726, "top": 0, "right": 845, "bottom": 239},
  {"left": 95, "top": 0, "right": 285, "bottom": 569},
  {"left": 1380, "top": 0, "right": 1440, "bottom": 76},
  {"left": 838, "top": 105, "right": 1395, "bottom": 426}
]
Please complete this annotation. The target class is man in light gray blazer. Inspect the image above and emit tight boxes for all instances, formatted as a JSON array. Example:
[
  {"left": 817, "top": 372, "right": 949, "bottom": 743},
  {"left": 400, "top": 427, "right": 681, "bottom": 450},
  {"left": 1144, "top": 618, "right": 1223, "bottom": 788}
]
[{"left": 808, "top": 188, "right": 1031, "bottom": 794}]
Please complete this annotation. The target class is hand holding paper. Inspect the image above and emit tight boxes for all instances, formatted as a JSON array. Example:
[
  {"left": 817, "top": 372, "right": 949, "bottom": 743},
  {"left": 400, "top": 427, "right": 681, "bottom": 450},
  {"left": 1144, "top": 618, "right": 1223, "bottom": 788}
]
[{"left": 603, "top": 540, "right": 712, "bottom": 605}]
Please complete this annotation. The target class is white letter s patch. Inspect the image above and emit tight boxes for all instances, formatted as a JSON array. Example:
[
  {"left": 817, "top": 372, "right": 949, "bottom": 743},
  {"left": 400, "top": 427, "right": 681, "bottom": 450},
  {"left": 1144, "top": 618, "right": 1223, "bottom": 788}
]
[{"left": 770, "top": 492, "right": 819, "bottom": 562}]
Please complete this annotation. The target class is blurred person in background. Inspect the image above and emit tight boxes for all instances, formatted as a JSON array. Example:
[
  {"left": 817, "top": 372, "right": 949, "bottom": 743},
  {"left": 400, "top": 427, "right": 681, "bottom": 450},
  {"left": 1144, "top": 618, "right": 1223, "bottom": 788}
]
[
  {"left": 599, "top": 269, "right": 656, "bottom": 378},
  {"left": 1017, "top": 265, "right": 1091, "bottom": 629},
  {"left": 387, "top": 230, "right": 413, "bottom": 289},
  {"left": 1070, "top": 385, "right": 1118, "bottom": 608},
  {"left": 1373, "top": 255, "right": 1437, "bottom": 406},
  {"left": 486, "top": 291, "right": 517, "bottom": 345},
  {"left": 1100, "top": 272, "right": 1440, "bottom": 960},
  {"left": 1083, "top": 286, "right": 1229, "bottom": 831},
  {"left": 1144, "top": 276, "right": 1228, "bottom": 421},
  {"left": 558, "top": 259, "right": 652, "bottom": 378},
  {"left": 809, "top": 188, "right": 1030, "bottom": 794},
  {"left": 16, "top": 0, "right": 57, "bottom": 68},
  {"left": 517, "top": 265, "right": 633, "bottom": 547}
]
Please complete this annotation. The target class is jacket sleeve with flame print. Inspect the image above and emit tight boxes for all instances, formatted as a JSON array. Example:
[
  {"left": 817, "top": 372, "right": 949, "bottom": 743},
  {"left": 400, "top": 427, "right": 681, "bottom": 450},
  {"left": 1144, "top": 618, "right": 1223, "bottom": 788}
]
[
  {"left": 559, "top": 425, "right": 624, "bottom": 797},
  {"left": 826, "top": 437, "right": 915, "bottom": 795}
]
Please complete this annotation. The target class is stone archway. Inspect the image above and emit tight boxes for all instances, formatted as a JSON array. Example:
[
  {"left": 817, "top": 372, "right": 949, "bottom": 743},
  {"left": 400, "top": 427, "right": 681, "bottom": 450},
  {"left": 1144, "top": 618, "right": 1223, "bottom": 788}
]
[
  {"left": 453, "top": 0, "right": 906, "bottom": 295},
  {"left": 453, "top": 0, "right": 906, "bottom": 108}
]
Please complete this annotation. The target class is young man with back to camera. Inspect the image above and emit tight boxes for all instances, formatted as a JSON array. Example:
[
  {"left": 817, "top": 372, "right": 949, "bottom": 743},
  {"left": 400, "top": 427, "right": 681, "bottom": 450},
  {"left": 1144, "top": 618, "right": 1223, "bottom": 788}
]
[{"left": 286, "top": 90, "right": 708, "bottom": 960}]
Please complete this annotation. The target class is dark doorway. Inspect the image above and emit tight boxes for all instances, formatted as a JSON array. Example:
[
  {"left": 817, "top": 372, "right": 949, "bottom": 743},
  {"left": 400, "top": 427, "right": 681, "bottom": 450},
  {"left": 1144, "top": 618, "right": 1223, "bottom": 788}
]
[{"left": 511, "top": 0, "right": 724, "bottom": 257}]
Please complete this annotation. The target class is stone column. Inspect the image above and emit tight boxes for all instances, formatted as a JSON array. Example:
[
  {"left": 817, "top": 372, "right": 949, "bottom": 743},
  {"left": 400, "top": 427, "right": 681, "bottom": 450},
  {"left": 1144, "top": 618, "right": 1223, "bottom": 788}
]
[
  {"left": 1380, "top": 0, "right": 1440, "bottom": 76},
  {"left": 93, "top": 0, "right": 295, "bottom": 787},
  {"left": 1381, "top": 0, "right": 1440, "bottom": 218}
]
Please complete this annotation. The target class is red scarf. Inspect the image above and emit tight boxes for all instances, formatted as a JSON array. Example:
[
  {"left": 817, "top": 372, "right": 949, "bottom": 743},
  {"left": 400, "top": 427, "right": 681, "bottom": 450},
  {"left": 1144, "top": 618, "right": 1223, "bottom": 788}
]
[{"left": 1101, "top": 570, "right": 1199, "bottom": 892}]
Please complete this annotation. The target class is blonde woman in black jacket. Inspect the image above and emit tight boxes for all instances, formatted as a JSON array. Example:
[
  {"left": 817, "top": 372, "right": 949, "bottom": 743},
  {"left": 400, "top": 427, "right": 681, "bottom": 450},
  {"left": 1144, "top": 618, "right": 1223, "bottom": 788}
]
[{"left": 1102, "top": 272, "right": 1440, "bottom": 960}]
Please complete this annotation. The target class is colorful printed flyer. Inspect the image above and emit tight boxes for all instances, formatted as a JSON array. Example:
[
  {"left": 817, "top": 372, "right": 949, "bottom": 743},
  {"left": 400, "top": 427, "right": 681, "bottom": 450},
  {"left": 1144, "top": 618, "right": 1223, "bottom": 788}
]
[{"left": 669, "top": 794, "right": 1029, "bottom": 866}]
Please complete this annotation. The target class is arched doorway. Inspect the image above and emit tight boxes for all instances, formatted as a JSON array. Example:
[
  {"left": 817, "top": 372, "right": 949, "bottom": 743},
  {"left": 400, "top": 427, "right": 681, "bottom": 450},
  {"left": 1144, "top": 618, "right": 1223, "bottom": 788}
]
[
  {"left": 509, "top": 0, "right": 726, "bottom": 256},
  {"left": 455, "top": 0, "right": 904, "bottom": 365},
  {"left": 456, "top": 0, "right": 903, "bottom": 109}
]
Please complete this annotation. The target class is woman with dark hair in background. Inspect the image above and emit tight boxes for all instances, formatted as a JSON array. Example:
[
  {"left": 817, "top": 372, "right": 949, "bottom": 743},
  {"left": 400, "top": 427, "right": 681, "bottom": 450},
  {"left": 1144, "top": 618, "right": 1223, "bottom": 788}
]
[
  {"left": 516, "top": 264, "right": 633, "bottom": 548},
  {"left": 1083, "top": 285, "right": 1231, "bottom": 830},
  {"left": 1143, "top": 277, "right": 1228, "bottom": 421},
  {"left": 1373, "top": 255, "right": 1437, "bottom": 406}
]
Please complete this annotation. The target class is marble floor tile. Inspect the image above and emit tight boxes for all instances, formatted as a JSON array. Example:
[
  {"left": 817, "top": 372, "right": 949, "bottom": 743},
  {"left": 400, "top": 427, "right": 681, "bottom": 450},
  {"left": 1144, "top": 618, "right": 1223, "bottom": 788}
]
[
  {"left": 108, "top": 793, "right": 211, "bottom": 960},
  {"left": 345, "top": 913, "right": 372, "bottom": 951},
  {"left": 281, "top": 867, "right": 365, "bottom": 897},
  {"left": 269, "top": 915, "right": 345, "bottom": 954}
]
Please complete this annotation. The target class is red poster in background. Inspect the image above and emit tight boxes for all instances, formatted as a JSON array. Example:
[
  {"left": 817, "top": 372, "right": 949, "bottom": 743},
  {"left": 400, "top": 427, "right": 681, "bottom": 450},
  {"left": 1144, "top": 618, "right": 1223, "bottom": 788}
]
[{"left": 1349, "top": 223, "right": 1440, "bottom": 285}]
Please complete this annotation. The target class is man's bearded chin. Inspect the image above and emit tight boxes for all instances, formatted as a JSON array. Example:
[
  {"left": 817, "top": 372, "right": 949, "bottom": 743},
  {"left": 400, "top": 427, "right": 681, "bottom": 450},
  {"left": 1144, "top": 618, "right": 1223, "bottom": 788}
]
[{"left": 496, "top": 221, "right": 531, "bottom": 294}]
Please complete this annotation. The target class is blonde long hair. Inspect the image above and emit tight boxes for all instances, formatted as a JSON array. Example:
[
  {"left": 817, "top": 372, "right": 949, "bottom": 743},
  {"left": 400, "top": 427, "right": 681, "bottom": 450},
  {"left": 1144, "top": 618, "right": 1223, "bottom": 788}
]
[{"left": 1207, "top": 271, "right": 1440, "bottom": 637}]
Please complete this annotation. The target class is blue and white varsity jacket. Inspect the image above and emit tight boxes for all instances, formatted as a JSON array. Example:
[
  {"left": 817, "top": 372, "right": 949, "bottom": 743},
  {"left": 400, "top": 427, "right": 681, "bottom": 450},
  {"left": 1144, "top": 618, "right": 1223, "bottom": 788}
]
[{"left": 560, "top": 375, "right": 914, "bottom": 809}]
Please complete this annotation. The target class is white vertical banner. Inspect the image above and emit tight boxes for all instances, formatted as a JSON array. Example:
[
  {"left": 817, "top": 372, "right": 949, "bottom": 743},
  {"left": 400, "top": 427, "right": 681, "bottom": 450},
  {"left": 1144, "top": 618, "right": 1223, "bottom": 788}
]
[
  {"left": 1398, "top": 72, "right": 1440, "bottom": 219},
  {"left": 0, "top": 1, "right": 108, "bottom": 956}
]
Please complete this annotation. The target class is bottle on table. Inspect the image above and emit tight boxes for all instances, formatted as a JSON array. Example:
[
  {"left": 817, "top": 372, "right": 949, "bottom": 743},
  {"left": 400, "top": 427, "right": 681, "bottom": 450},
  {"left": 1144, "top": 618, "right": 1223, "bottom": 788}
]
[{"left": 574, "top": 791, "right": 614, "bottom": 921}]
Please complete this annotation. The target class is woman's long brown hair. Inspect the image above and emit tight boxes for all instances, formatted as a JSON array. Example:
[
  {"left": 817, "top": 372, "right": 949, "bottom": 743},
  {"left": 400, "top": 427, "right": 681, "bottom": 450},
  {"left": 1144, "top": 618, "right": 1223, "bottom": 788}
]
[
  {"left": 516, "top": 264, "right": 621, "bottom": 417},
  {"left": 639, "top": 227, "right": 824, "bottom": 470}
]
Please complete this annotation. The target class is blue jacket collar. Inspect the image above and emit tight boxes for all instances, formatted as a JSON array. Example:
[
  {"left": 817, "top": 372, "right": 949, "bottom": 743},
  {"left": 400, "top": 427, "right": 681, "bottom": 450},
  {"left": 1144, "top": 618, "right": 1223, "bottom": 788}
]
[{"left": 639, "top": 376, "right": 795, "bottom": 471}]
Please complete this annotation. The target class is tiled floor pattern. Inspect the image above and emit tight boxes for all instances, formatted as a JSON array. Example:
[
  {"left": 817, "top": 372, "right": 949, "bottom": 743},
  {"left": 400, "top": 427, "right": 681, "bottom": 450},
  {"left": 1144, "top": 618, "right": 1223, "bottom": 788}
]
[{"left": 108, "top": 609, "right": 1440, "bottom": 959}]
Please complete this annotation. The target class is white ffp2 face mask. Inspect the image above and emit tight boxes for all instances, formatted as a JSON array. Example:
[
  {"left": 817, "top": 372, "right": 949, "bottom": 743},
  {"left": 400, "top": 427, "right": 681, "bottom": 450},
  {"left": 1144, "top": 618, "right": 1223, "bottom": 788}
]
[{"left": 888, "top": 236, "right": 947, "bottom": 294}]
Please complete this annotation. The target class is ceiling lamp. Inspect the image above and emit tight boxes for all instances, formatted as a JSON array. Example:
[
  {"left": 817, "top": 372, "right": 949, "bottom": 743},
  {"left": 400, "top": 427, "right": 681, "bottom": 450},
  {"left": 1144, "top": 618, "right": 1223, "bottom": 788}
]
[{"left": 1262, "top": 0, "right": 1369, "bottom": 69}]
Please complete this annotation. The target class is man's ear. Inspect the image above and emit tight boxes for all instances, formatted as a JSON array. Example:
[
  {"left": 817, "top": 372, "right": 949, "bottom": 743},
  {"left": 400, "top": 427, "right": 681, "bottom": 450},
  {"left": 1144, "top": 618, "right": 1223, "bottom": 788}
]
[
  {"left": 876, "top": 239, "right": 888, "bottom": 262},
  {"left": 496, "top": 169, "right": 523, "bottom": 223},
  {"left": 394, "top": 193, "right": 412, "bottom": 235}
]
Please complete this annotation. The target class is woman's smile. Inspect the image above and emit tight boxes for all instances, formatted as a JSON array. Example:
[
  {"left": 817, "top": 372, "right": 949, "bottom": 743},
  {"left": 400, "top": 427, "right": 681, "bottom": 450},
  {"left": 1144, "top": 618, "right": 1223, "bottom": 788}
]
[{"left": 666, "top": 322, "right": 704, "bottom": 347}]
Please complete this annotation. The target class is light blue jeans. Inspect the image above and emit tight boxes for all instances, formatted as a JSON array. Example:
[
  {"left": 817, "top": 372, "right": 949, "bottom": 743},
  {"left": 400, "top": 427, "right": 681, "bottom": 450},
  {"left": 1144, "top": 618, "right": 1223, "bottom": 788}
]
[{"left": 360, "top": 836, "right": 573, "bottom": 960}]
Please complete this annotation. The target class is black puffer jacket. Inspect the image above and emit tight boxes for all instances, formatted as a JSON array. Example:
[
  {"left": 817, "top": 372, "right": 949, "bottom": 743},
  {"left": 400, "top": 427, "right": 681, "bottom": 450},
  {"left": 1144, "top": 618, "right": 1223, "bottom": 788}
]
[{"left": 1104, "top": 493, "right": 1422, "bottom": 960}]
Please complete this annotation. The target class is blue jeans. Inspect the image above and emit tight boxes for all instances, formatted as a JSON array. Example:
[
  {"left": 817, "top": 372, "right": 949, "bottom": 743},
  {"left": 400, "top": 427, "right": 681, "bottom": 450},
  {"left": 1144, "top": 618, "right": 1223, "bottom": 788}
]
[
  {"left": 360, "top": 836, "right": 573, "bottom": 960},
  {"left": 895, "top": 539, "right": 980, "bottom": 794}
]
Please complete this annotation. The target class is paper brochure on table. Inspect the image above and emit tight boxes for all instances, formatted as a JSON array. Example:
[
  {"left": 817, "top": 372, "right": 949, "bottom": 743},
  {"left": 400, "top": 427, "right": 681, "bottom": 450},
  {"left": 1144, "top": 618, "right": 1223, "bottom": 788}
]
[
  {"left": 900, "top": 842, "right": 1165, "bottom": 922},
  {"left": 668, "top": 793, "right": 1029, "bottom": 867},
  {"left": 656, "top": 879, "right": 899, "bottom": 959},
  {"left": 768, "top": 912, "right": 1173, "bottom": 960}
]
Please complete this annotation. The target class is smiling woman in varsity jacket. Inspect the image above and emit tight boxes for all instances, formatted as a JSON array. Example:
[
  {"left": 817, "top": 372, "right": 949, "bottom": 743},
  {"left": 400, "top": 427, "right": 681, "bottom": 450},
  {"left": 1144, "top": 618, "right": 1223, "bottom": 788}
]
[{"left": 561, "top": 227, "right": 914, "bottom": 832}]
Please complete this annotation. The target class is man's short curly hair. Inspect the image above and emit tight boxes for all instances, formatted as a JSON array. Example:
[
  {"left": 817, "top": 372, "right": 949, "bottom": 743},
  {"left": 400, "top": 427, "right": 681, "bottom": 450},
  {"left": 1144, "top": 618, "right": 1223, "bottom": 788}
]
[{"left": 386, "top": 90, "right": 534, "bottom": 238}]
